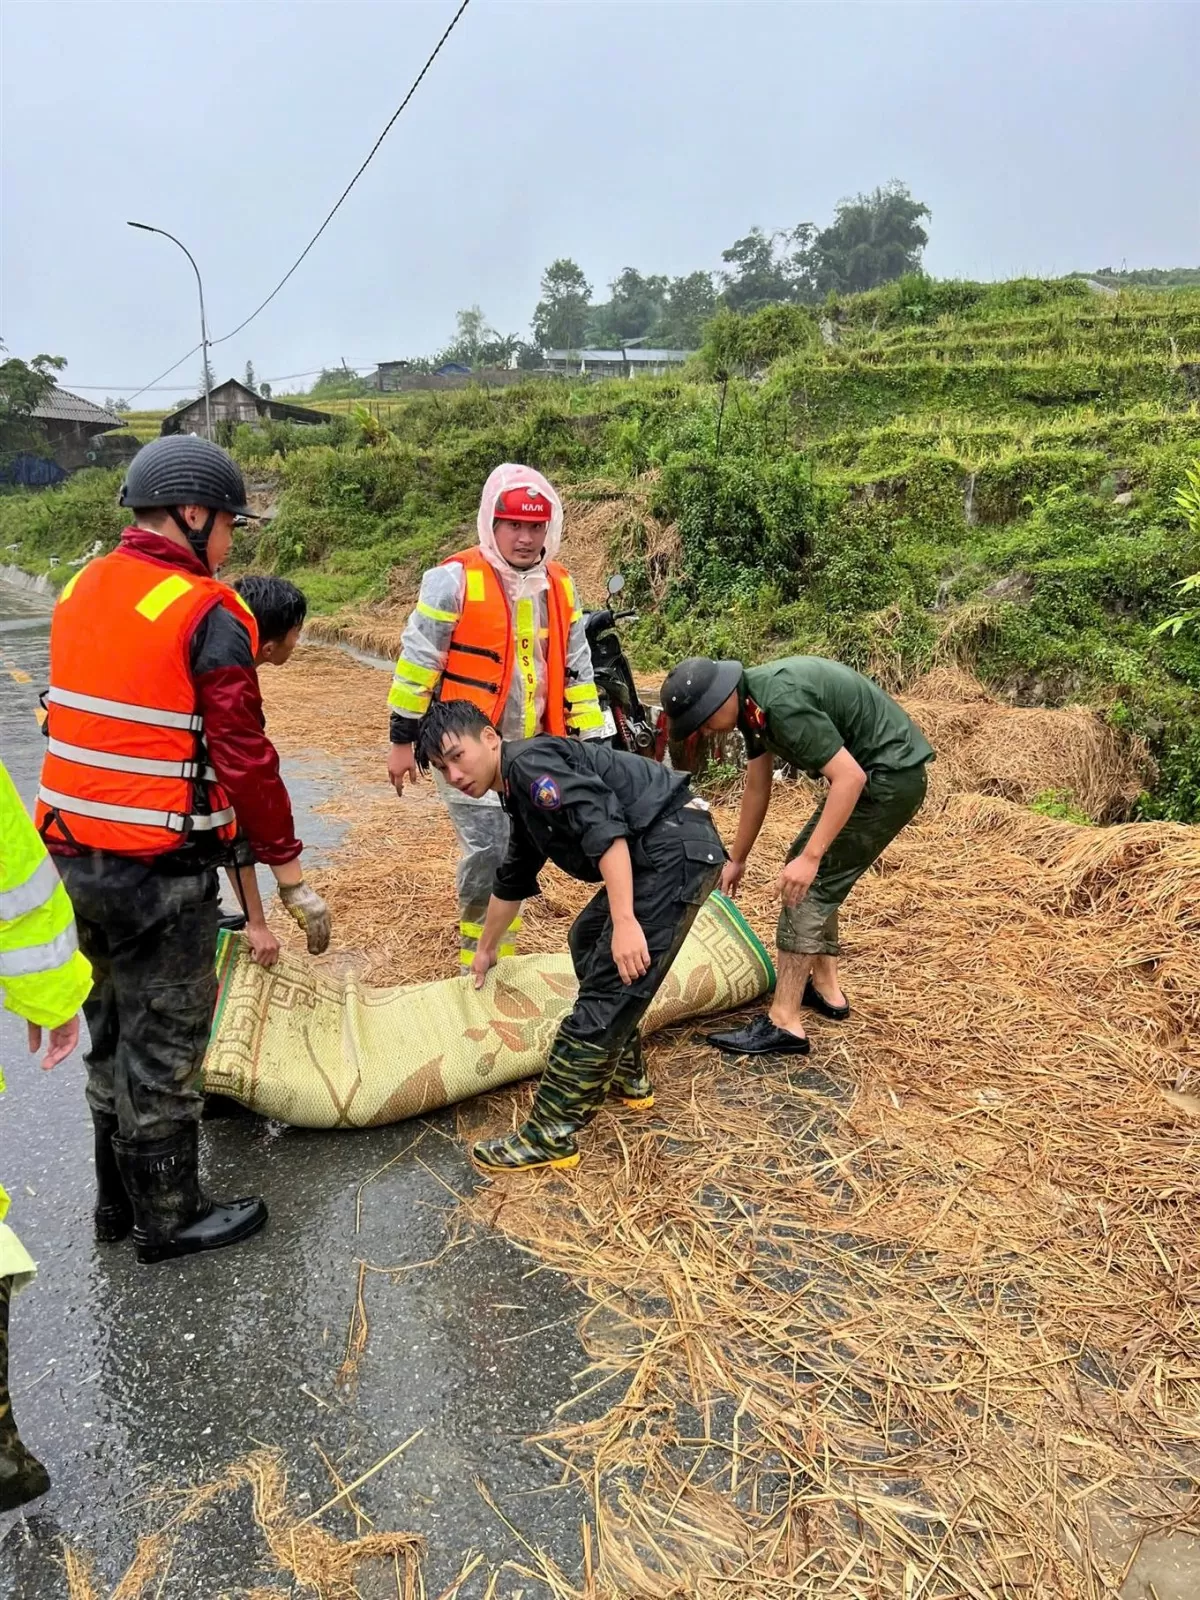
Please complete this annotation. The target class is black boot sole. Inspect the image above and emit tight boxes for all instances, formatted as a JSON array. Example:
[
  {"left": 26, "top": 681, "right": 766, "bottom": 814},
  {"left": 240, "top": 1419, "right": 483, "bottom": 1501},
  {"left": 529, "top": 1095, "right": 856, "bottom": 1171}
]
[{"left": 134, "top": 1199, "right": 268, "bottom": 1265}]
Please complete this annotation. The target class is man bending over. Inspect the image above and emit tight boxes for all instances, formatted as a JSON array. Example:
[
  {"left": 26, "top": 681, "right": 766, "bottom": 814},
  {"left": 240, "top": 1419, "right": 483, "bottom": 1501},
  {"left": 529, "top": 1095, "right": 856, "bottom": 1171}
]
[
  {"left": 661, "top": 655, "right": 933, "bottom": 1055},
  {"left": 415, "top": 700, "right": 725, "bottom": 1173}
]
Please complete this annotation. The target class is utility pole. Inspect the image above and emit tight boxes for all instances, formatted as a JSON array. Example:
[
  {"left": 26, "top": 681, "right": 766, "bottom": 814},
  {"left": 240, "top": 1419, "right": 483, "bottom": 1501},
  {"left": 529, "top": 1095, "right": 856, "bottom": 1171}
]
[{"left": 127, "top": 221, "right": 213, "bottom": 439}]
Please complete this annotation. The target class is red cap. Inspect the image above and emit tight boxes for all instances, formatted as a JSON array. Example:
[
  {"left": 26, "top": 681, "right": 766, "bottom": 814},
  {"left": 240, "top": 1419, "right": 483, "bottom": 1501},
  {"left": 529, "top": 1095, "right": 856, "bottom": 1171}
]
[{"left": 494, "top": 484, "right": 552, "bottom": 523}]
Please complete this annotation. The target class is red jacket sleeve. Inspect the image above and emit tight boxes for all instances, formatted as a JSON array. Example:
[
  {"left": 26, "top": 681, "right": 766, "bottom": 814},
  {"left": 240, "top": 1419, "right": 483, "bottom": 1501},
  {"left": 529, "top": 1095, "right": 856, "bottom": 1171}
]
[{"left": 190, "top": 606, "right": 302, "bottom": 866}]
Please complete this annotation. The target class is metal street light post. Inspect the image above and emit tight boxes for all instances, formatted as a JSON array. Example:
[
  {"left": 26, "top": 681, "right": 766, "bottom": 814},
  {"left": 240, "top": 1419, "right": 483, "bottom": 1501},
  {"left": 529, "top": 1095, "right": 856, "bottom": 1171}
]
[{"left": 127, "top": 221, "right": 213, "bottom": 440}]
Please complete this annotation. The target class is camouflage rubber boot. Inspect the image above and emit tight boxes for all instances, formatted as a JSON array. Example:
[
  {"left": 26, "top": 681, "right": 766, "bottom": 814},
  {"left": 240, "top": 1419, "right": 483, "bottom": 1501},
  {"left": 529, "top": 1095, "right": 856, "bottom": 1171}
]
[
  {"left": 608, "top": 1035, "right": 654, "bottom": 1110},
  {"left": 0, "top": 1276, "right": 51, "bottom": 1513},
  {"left": 472, "top": 1034, "right": 614, "bottom": 1174}
]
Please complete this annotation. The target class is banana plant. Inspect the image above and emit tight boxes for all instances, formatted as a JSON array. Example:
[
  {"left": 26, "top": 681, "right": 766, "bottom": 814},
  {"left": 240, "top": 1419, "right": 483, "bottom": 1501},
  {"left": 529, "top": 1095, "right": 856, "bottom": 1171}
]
[{"left": 1152, "top": 460, "right": 1200, "bottom": 637}]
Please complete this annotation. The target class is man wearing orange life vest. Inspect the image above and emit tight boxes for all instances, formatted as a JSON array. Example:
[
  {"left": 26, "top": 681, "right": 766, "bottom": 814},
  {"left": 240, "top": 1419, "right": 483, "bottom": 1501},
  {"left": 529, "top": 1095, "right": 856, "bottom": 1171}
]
[
  {"left": 37, "top": 436, "right": 331, "bottom": 1266},
  {"left": 387, "top": 463, "right": 604, "bottom": 966}
]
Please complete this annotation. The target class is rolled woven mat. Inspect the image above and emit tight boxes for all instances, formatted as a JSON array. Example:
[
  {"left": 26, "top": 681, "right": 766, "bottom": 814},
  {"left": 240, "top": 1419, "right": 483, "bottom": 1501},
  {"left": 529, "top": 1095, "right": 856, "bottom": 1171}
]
[{"left": 201, "top": 893, "right": 774, "bottom": 1129}]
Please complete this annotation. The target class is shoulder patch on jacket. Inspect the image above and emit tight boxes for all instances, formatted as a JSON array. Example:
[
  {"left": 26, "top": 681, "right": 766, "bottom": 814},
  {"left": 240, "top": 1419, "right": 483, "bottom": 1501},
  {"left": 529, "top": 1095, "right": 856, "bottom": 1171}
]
[{"left": 531, "top": 775, "right": 562, "bottom": 810}]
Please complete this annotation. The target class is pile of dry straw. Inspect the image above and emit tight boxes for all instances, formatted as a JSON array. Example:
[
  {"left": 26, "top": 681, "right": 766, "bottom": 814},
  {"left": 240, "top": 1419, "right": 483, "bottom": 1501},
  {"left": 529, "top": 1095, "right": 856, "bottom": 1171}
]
[
  {"left": 279, "top": 650, "right": 1198, "bottom": 1596},
  {"left": 74, "top": 649, "right": 1199, "bottom": 1596}
]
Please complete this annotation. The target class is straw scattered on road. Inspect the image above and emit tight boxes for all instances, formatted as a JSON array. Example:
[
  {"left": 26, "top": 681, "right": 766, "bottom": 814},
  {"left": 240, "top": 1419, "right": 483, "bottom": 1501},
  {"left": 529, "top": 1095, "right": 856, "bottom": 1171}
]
[{"left": 83, "top": 645, "right": 1194, "bottom": 1597}]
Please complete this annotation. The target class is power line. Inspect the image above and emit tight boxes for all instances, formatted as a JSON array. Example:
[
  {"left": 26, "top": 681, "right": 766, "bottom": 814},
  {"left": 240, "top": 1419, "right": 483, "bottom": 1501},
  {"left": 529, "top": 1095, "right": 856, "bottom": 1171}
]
[
  {"left": 123, "top": 0, "right": 472, "bottom": 405},
  {"left": 123, "top": 341, "right": 205, "bottom": 405},
  {"left": 67, "top": 364, "right": 378, "bottom": 394}
]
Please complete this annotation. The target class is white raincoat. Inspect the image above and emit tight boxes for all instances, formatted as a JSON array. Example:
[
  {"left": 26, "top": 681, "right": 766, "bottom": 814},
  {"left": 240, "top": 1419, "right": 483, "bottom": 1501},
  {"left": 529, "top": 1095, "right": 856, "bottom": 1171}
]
[{"left": 388, "top": 466, "right": 603, "bottom": 960}]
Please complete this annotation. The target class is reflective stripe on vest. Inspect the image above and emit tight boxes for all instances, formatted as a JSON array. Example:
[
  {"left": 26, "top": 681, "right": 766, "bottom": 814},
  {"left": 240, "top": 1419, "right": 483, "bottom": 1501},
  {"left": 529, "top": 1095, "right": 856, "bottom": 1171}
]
[
  {"left": 36, "top": 786, "right": 234, "bottom": 835},
  {"left": 514, "top": 596, "right": 538, "bottom": 737},
  {"left": 46, "top": 737, "right": 216, "bottom": 782},
  {"left": 46, "top": 685, "right": 202, "bottom": 732}
]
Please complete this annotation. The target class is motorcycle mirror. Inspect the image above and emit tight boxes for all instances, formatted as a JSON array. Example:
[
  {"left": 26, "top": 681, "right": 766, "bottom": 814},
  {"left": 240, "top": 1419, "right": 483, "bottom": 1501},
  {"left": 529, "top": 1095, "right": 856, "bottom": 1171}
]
[{"left": 606, "top": 573, "right": 625, "bottom": 597}]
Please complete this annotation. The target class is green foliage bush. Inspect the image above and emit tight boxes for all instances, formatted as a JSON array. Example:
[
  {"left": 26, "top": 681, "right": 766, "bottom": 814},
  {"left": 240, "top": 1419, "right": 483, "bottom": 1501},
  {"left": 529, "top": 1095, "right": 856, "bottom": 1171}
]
[
  {"left": 648, "top": 451, "right": 830, "bottom": 604},
  {"left": 0, "top": 469, "right": 126, "bottom": 573}
]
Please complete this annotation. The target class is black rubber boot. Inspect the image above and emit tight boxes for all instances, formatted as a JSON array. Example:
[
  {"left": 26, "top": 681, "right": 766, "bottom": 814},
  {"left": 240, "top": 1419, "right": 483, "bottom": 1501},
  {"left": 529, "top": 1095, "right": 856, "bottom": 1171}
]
[
  {"left": 0, "top": 1277, "right": 50, "bottom": 1513},
  {"left": 111, "top": 1125, "right": 267, "bottom": 1266},
  {"left": 91, "top": 1110, "right": 133, "bottom": 1243}
]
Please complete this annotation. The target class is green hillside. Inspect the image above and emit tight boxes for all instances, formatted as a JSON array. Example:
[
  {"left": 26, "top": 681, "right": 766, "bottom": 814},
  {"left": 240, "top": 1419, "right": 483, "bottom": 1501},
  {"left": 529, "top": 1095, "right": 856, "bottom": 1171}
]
[{"left": 4, "top": 274, "right": 1200, "bottom": 817}]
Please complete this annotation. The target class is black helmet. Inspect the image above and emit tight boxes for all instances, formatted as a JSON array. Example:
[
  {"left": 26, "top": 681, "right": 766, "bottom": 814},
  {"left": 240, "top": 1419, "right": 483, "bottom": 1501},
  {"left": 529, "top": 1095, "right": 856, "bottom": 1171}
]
[
  {"left": 120, "top": 436, "right": 256, "bottom": 519},
  {"left": 660, "top": 657, "right": 743, "bottom": 738}
]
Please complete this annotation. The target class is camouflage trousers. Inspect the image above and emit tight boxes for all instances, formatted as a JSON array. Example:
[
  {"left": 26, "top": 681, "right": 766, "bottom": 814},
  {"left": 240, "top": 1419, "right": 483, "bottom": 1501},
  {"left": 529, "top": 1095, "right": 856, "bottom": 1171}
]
[{"left": 55, "top": 856, "right": 221, "bottom": 1143}]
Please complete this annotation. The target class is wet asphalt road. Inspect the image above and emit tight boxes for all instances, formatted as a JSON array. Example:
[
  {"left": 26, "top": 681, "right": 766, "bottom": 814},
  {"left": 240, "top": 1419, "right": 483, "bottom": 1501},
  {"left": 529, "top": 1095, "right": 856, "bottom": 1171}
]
[{"left": 0, "top": 581, "right": 591, "bottom": 1598}]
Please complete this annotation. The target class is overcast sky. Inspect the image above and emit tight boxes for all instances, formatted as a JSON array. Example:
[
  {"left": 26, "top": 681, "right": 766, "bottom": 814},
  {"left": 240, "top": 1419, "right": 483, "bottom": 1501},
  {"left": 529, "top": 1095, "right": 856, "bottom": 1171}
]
[{"left": 2, "top": 0, "right": 1197, "bottom": 400}]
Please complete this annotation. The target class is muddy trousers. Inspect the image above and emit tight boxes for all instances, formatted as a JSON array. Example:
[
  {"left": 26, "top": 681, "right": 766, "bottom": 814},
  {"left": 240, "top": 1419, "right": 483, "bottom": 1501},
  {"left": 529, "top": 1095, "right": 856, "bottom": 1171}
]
[
  {"left": 474, "top": 807, "right": 725, "bottom": 1169},
  {"left": 0, "top": 1276, "right": 50, "bottom": 1511},
  {"left": 441, "top": 787, "right": 522, "bottom": 969},
  {"left": 54, "top": 856, "right": 221, "bottom": 1142},
  {"left": 778, "top": 764, "right": 929, "bottom": 956}
]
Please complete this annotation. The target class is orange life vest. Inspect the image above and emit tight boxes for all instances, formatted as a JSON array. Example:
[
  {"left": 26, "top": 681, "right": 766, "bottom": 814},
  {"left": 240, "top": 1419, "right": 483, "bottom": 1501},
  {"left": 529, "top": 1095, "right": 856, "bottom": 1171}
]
[
  {"left": 437, "top": 548, "right": 577, "bottom": 737},
  {"left": 35, "top": 548, "right": 259, "bottom": 857}
]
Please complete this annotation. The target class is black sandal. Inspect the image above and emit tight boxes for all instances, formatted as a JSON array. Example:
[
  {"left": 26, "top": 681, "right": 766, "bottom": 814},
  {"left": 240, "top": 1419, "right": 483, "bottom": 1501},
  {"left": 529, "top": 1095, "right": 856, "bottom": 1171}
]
[{"left": 803, "top": 977, "right": 850, "bottom": 1021}]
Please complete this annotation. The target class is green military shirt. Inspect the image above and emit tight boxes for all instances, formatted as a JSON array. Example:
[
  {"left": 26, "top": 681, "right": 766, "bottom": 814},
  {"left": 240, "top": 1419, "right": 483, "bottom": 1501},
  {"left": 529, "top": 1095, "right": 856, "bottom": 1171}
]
[{"left": 739, "top": 657, "right": 934, "bottom": 778}]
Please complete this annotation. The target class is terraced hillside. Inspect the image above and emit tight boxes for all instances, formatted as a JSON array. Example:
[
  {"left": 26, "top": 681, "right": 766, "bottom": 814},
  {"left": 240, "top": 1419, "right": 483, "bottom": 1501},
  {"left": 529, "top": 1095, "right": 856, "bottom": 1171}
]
[{"left": 3, "top": 276, "right": 1200, "bottom": 815}]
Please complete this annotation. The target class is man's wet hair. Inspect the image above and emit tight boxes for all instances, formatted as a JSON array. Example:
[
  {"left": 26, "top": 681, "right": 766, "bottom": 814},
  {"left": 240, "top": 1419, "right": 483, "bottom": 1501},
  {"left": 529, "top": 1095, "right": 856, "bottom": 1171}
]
[
  {"left": 415, "top": 700, "right": 496, "bottom": 772},
  {"left": 233, "top": 576, "right": 308, "bottom": 644}
]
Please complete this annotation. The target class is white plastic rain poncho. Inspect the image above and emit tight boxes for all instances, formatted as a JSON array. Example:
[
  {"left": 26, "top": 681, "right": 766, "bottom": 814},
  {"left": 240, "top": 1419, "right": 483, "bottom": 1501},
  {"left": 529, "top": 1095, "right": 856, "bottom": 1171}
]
[
  {"left": 388, "top": 465, "right": 603, "bottom": 963},
  {"left": 388, "top": 464, "right": 599, "bottom": 742}
]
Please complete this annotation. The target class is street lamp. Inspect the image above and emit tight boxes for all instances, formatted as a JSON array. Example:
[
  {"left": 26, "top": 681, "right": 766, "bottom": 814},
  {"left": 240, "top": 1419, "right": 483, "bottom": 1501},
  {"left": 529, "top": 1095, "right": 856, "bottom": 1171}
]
[{"left": 127, "top": 221, "right": 213, "bottom": 440}]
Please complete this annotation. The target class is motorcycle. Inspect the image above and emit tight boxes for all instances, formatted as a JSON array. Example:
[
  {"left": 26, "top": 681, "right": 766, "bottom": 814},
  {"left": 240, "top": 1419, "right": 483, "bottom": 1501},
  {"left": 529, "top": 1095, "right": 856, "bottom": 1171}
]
[{"left": 584, "top": 574, "right": 660, "bottom": 758}]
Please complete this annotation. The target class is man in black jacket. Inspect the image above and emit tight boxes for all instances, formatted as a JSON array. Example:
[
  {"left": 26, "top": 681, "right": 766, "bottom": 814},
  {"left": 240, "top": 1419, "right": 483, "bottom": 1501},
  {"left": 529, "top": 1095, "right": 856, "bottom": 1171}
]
[{"left": 415, "top": 701, "right": 726, "bottom": 1173}]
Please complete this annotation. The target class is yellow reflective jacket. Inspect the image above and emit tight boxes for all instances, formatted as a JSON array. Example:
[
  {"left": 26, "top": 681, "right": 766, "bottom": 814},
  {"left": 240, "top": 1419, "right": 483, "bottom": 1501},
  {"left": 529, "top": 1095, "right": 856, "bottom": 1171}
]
[{"left": 0, "top": 757, "right": 92, "bottom": 1231}]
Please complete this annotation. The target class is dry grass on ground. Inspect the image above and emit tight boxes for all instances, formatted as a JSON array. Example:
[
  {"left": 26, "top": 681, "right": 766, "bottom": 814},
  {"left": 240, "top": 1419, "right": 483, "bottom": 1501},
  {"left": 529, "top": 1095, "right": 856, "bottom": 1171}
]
[
  {"left": 244, "top": 648, "right": 1200, "bottom": 1595},
  {"left": 63, "top": 1449, "right": 424, "bottom": 1600},
  {"left": 900, "top": 667, "right": 1152, "bottom": 821}
]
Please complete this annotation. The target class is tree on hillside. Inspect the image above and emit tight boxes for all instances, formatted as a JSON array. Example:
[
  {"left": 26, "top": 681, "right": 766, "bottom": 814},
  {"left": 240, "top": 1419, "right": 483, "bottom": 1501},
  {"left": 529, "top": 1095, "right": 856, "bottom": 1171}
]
[
  {"left": 796, "top": 182, "right": 930, "bottom": 298},
  {"left": 104, "top": 397, "right": 131, "bottom": 413},
  {"left": 244, "top": 360, "right": 256, "bottom": 391},
  {"left": 438, "top": 306, "right": 520, "bottom": 368},
  {"left": 260, "top": 382, "right": 272, "bottom": 399},
  {"left": 718, "top": 228, "right": 799, "bottom": 313},
  {"left": 532, "top": 258, "right": 593, "bottom": 352},
  {"left": 658, "top": 272, "right": 717, "bottom": 348},
  {"left": 589, "top": 268, "right": 669, "bottom": 346},
  {"left": 0, "top": 346, "right": 66, "bottom": 459},
  {"left": 444, "top": 305, "right": 494, "bottom": 365},
  {"left": 309, "top": 366, "right": 370, "bottom": 398}
]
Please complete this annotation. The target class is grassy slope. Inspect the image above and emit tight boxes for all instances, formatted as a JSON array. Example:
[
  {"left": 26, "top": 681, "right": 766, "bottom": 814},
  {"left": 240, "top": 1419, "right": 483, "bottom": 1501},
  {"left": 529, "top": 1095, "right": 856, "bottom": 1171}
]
[{"left": 4, "top": 276, "right": 1200, "bottom": 815}]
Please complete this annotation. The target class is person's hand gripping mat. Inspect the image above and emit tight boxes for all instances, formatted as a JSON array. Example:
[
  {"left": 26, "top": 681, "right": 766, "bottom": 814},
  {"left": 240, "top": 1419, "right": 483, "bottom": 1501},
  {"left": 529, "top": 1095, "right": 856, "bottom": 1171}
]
[{"left": 201, "top": 893, "right": 774, "bottom": 1129}]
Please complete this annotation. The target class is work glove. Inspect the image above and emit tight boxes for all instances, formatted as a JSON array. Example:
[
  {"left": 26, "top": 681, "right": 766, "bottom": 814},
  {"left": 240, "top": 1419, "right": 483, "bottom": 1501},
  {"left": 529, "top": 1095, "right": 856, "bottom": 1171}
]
[{"left": 278, "top": 880, "right": 332, "bottom": 955}]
